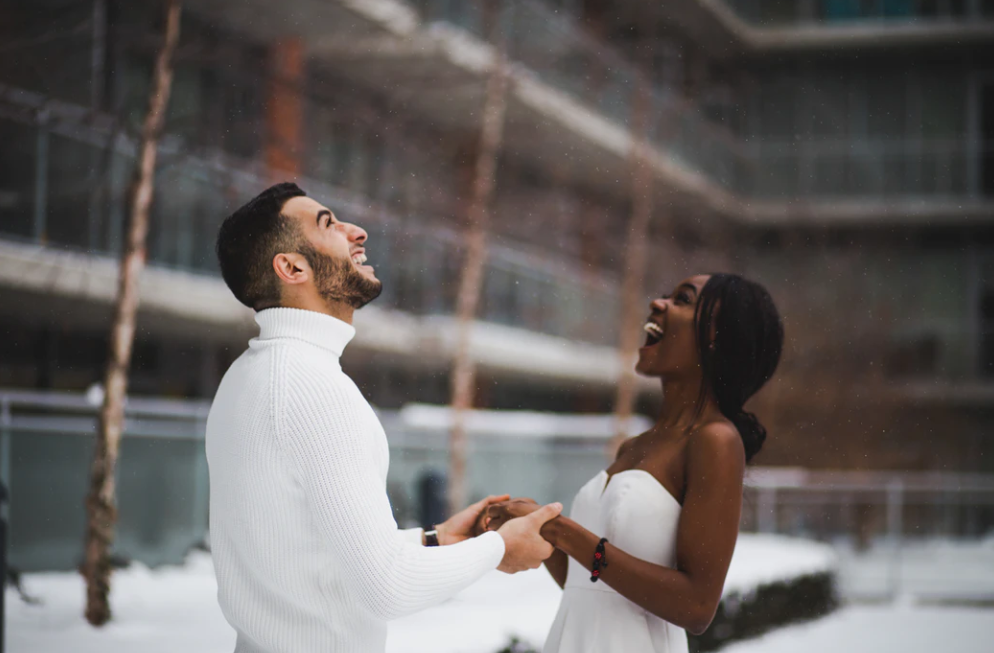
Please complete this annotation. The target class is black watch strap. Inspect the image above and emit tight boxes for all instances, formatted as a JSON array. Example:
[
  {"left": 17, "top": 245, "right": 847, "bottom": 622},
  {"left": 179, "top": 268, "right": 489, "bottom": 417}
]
[{"left": 424, "top": 529, "right": 440, "bottom": 547}]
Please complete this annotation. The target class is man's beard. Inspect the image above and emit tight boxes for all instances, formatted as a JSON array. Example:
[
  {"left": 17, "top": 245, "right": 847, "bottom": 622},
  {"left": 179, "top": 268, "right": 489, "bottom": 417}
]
[{"left": 299, "top": 245, "right": 382, "bottom": 309}]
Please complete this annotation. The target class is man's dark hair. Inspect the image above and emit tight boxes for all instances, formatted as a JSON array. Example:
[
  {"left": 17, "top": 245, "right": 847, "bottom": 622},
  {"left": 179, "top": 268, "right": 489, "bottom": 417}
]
[{"left": 216, "top": 182, "right": 306, "bottom": 309}]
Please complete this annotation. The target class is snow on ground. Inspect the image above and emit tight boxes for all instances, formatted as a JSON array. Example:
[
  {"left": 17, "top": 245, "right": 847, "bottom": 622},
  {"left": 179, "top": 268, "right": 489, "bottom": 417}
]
[
  {"left": 721, "top": 603, "right": 994, "bottom": 653},
  {"left": 6, "top": 552, "right": 233, "bottom": 653},
  {"left": 386, "top": 534, "right": 837, "bottom": 652},
  {"left": 835, "top": 535, "right": 994, "bottom": 601},
  {"left": 5, "top": 534, "right": 988, "bottom": 653},
  {"left": 387, "top": 567, "right": 560, "bottom": 653},
  {"left": 723, "top": 534, "right": 836, "bottom": 595}
]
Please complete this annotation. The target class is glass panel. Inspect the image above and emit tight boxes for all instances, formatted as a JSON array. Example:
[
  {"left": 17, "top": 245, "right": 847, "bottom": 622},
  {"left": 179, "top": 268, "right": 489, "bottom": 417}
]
[
  {"left": 866, "top": 74, "right": 907, "bottom": 139},
  {"left": 47, "top": 133, "right": 96, "bottom": 250},
  {"left": 881, "top": 0, "right": 916, "bottom": 18},
  {"left": 881, "top": 150, "right": 907, "bottom": 194},
  {"left": 0, "top": 119, "right": 37, "bottom": 239},
  {"left": 821, "top": 0, "right": 864, "bottom": 21},
  {"left": 811, "top": 152, "right": 849, "bottom": 195},
  {"left": 167, "top": 65, "right": 205, "bottom": 142},
  {"left": 0, "top": 0, "right": 93, "bottom": 106},
  {"left": 9, "top": 431, "right": 207, "bottom": 571},
  {"left": 758, "top": 0, "right": 799, "bottom": 24},
  {"left": 191, "top": 180, "right": 228, "bottom": 275},
  {"left": 756, "top": 152, "right": 799, "bottom": 198},
  {"left": 805, "top": 77, "right": 849, "bottom": 138},
  {"left": 759, "top": 78, "right": 797, "bottom": 140},
  {"left": 921, "top": 73, "right": 967, "bottom": 138},
  {"left": 222, "top": 80, "right": 263, "bottom": 159}
]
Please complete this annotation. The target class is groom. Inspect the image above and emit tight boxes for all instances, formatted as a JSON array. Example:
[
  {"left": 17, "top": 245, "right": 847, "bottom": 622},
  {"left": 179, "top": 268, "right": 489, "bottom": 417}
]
[{"left": 207, "top": 182, "right": 561, "bottom": 653}]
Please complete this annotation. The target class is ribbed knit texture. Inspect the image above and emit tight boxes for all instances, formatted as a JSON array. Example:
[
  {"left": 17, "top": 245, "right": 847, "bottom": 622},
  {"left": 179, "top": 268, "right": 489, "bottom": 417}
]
[{"left": 206, "top": 307, "right": 505, "bottom": 653}]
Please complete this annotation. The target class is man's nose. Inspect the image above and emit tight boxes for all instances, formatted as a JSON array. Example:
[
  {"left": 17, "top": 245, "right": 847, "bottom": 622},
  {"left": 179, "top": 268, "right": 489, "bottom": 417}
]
[{"left": 346, "top": 222, "right": 367, "bottom": 244}]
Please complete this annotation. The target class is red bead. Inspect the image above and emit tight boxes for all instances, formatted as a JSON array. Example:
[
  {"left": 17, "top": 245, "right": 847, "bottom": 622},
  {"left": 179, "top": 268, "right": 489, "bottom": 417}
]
[
  {"left": 594, "top": 552, "right": 602, "bottom": 559},
  {"left": 592, "top": 570, "right": 599, "bottom": 576}
]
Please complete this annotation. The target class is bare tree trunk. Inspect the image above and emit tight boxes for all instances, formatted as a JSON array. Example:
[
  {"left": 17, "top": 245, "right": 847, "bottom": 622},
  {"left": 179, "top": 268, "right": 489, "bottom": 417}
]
[
  {"left": 609, "top": 78, "right": 654, "bottom": 459},
  {"left": 448, "top": 38, "right": 509, "bottom": 517},
  {"left": 82, "top": 0, "right": 181, "bottom": 627}
]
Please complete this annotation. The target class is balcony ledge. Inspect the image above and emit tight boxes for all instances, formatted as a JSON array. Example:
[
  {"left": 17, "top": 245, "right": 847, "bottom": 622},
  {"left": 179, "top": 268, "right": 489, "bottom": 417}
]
[{"left": 0, "top": 238, "right": 646, "bottom": 389}]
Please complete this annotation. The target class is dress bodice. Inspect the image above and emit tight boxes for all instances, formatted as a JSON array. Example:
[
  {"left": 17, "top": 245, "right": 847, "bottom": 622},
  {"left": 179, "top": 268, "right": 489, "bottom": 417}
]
[{"left": 544, "top": 469, "right": 689, "bottom": 653}]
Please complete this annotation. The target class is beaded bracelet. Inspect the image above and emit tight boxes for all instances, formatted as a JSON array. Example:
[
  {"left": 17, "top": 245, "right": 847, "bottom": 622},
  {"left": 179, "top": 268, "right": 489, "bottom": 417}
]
[{"left": 590, "top": 537, "right": 609, "bottom": 582}]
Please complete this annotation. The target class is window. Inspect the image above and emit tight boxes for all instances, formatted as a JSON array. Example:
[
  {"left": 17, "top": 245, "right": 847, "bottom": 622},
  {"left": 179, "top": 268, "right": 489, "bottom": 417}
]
[
  {"left": 982, "top": 288, "right": 994, "bottom": 379},
  {"left": 920, "top": 73, "right": 966, "bottom": 138},
  {"left": 866, "top": 73, "right": 907, "bottom": 139},
  {"left": 0, "top": 119, "right": 37, "bottom": 240}
]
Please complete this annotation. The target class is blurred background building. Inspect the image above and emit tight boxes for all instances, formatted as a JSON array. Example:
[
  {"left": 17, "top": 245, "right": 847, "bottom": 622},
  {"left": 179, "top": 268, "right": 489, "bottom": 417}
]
[{"left": 0, "top": 0, "right": 992, "bottom": 580}]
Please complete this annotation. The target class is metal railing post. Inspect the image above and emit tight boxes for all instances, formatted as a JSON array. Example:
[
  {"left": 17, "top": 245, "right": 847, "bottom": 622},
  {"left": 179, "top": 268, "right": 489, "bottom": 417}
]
[
  {"left": 0, "top": 398, "right": 8, "bottom": 653},
  {"left": 886, "top": 480, "right": 904, "bottom": 600},
  {"left": 191, "top": 418, "right": 210, "bottom": 547},
  {"left": 758, "top": 486, "right": 777, "bottom": 534},
  {"left": 0, "top": 399, "right": 9, "bottom": 504},
  {"left": 1, "top": 480, "right": 6, "bottom": 653},
  {"left": 33, "top": 115, "right": 50, "bottom": 244}
]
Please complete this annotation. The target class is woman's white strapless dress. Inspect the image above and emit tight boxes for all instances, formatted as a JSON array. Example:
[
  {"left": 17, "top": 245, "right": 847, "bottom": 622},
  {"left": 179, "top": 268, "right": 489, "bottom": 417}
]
[{"left": 543, "top": 469, "right": 689, "bottom": 653}]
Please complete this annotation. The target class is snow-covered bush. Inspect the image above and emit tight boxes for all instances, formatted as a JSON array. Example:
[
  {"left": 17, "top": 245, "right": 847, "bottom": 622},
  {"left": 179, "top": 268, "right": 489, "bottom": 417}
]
[{"left": 690, "top": 534, "right": 840, "bottom": 651}]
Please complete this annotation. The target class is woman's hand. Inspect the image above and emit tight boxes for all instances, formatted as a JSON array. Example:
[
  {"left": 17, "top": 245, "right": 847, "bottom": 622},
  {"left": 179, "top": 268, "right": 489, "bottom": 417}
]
[
  {"left": 437, "top": 494, "right": 510, "bottom": 544},
  {"left": 482, "top": 498, "right": 540, "bottom": 532}
]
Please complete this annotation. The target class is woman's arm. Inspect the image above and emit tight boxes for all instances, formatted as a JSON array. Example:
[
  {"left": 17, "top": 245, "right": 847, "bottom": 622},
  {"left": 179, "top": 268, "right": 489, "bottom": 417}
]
[
  {"left": 543, "top": 549, "right": 569, "bottom": 589},
  {"left": 541, "top": 424, "right": 745, "bottom": 635}
]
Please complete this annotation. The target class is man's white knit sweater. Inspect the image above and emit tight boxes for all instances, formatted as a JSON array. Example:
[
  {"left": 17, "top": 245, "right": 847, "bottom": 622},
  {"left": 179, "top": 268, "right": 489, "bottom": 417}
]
[{"left": 206, "top": 308, "right": 505, "bottom": 652}]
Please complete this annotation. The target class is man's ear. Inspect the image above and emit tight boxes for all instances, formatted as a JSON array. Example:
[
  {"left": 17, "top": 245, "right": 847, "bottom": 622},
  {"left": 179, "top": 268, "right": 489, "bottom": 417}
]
[{"left": 272, "top": 252, "right": 310, "bottom": 286}]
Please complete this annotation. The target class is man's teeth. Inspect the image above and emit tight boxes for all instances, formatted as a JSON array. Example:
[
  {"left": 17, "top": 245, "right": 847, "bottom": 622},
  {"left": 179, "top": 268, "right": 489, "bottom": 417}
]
[
  {"left": 643, "top": 322, "right": 664, "bottom": 337},
  {"left": 352, "top": 253, "right": 367, "bottom": 265}
]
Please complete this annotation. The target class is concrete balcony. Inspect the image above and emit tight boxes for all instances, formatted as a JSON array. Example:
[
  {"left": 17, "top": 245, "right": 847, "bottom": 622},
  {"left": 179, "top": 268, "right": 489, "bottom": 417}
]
[
  {"left": 744, "top": 138, "right": 993, "bottom": 226},
  {"left": 178, "top": 0, "right": 994, "bottom": 228},
  {"left": 184, "top": 0, "right": 748, "bottom": 222},
  {"left": 0, "top": 85, "right": 644, "bottom": 391},
  {"left": 610, "top": 0, "right": 994, "bottom": 57}
]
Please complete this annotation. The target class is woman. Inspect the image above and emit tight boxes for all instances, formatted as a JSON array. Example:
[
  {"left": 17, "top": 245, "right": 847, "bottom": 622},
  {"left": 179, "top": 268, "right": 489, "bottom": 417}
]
[{"left": 485, "top": 273, "right": 784, "bottom": 652}]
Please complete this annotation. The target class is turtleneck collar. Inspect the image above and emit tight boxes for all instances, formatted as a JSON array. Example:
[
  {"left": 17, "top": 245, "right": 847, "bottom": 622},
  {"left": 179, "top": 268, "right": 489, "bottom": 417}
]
[{"left": 253, "top": 307, "right": 356, "bottom": 358}]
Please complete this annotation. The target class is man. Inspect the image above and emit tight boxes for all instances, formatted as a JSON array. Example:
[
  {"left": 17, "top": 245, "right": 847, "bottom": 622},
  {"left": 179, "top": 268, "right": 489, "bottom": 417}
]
[{"left": 207, "top": 182, "right": 560, "bottom": 653}]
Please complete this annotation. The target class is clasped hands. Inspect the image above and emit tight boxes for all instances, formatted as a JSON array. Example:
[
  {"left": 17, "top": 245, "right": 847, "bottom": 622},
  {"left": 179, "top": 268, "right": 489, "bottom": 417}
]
[{"left": 435, "top": 494, "right": 560, "bottom": 574}]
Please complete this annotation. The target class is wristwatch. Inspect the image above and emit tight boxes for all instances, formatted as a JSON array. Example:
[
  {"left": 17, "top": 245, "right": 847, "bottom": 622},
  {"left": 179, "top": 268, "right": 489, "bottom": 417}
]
[{"left": 424, "top": 529, "right": 440, "bottom": 547}]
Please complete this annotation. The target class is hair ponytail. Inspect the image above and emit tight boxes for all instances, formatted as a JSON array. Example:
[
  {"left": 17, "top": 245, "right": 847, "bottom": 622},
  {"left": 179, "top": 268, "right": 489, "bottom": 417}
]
[
  {"left": 729, "top": 410, "right": 766, "bottom": 463},
  {"left": 693, "top": 274, "right": 783, "bottom": 463}
]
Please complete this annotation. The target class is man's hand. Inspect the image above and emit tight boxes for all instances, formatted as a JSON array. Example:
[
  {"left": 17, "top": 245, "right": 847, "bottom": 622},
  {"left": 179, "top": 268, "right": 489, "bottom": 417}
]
[
  {"left": 484, "top": 498, "right": 539, "bottom": 532},
  {"left": 435, "top": 494, "right": 510, "bottom": 545},
  {"left": 496, "top": 502, "right": 562, "bottom": 573}
]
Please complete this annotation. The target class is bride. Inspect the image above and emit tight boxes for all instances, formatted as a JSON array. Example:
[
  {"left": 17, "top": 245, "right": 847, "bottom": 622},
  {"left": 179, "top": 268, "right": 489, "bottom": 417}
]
[{"left": 485, "top": 273, "right": 784, "bottom": 652}]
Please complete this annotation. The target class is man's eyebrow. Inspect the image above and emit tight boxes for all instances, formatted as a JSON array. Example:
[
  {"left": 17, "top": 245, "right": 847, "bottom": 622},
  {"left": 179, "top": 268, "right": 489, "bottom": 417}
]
[{"left": 316, "top": 209, "right": 331, "bottom": 226}]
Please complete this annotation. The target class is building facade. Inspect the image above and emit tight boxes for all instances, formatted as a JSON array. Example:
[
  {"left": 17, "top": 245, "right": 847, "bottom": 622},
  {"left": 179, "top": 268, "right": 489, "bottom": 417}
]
[{"left": 1, "top": 0, "right": 992, "bottom": 473}]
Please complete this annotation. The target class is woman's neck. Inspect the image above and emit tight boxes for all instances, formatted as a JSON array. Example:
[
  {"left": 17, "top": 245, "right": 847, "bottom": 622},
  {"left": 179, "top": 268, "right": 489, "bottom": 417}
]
[{"left": 655, "top": 377, "right": 718, "bottom": 432}]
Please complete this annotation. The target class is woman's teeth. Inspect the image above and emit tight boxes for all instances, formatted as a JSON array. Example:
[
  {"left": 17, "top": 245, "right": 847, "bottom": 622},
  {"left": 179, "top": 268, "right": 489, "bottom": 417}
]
[
  {"left": 352, "top": 253, "right": 367, "bottom": 265},
  {"left": 643, "top": 322, "right": 664, "bottom": 338}
]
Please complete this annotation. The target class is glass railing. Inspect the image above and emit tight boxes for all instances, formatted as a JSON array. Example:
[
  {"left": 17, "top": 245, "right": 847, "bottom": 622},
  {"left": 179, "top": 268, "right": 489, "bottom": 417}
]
[
  {"left": 414, "top": 0, "right": 750, "bottom": 193},
  {"left": 722, "top": 0, "right": 992, "bottom": 27},
  {"left": 0, "top": 103, "right": 621, "bottom": 347},
  {"left": 747, "top": 138, "right": 975, "bottom": 199},
  {"left": 744, "top": 250, "right": 988, "bottom": 382},
  {"left": 7, "top": 389, "right": 993, "bottom": 572},
  {"left": 646, "top": 90, "right": 753, "bottom": 194}
]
